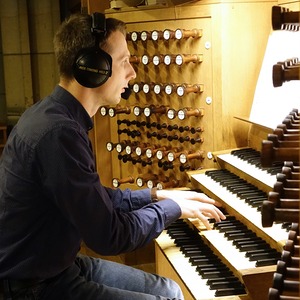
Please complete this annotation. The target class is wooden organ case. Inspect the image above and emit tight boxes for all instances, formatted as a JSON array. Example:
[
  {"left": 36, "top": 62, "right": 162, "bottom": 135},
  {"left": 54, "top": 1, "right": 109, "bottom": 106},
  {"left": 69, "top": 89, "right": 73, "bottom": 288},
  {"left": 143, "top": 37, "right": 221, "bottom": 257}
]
[
  {"left": 155, "top": 4, "right": 300, "bottom": 300},
  {"left": 92, "top": 1, "right": 274, "bottom": 188},
  {"left": 86, "top": 0, "right": 300, "bottom": 299}
]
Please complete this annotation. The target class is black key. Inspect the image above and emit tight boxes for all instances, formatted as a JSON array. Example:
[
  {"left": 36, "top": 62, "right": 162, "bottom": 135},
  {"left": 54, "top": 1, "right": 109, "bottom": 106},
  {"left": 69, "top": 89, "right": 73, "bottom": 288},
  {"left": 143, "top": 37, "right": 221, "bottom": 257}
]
[
  {"left": 249, "top": 251, "right": 280, "bottom": 261},
  {"left": 232, "top": 237, "right": 262, "bottom": 246},
  {"left": 202, "top": 270, "right": 233, "bottom": 279},
  {"left": 189, "top": 255, "right": 212, "bottom": 264},
  {"left": 224, "top": 229, "right": 253, "bottom": 238},
  {"left": 234, "top": 239, "right": 265, "bottom": 248},
  {"left": 245, "top": 248, "right": 275, "bottom": 257},
  {"left": 192, "top": 258, "right": 221, "bottom": 266},
  {"left": 226, "top": 232, "right": 256, "bottom": 240},
  {"left": 239, "top": 243, "right": 269, "bottom": 252},
  {"left": 215, "top": 287, "right": 246, "bottom": 297},
  {"left": 219, "top": 225, "right": 248, "bottom": 233},
  {"left": 207, "top": 276, "right": 240, "bottom": 285},
  {"left": 256, "top": 257, "right": 280, "bottom": 267},
  {"left": 210, "top": 280, "right": 244, "bottom": 290},
  {"left": 184, "top": 249, "right": 212, "bottom": 257},
  {"left": 198, "top": 266, "right": 229, "bottom": 275}
]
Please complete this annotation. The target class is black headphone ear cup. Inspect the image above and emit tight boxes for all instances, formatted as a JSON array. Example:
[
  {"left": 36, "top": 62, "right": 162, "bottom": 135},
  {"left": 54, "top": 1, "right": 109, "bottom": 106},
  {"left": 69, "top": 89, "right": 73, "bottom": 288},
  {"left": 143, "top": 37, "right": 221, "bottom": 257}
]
[{"left": 73, "top": 47, "right": 112, "bottom": 88}]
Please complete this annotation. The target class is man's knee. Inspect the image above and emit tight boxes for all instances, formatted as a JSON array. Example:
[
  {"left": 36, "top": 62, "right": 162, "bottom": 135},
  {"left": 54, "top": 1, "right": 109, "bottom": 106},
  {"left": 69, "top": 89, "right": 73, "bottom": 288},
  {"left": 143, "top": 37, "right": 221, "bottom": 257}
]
[{"left": 162, "top": 278, "right": 184, "bottom": 300}]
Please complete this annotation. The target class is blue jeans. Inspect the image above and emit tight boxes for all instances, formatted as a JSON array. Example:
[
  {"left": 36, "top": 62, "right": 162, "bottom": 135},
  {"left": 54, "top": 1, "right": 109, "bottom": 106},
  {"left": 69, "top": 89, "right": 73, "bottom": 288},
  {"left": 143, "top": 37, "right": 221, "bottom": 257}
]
[{"left": 2, "top": 254, "right": 184, "bottom": 300}]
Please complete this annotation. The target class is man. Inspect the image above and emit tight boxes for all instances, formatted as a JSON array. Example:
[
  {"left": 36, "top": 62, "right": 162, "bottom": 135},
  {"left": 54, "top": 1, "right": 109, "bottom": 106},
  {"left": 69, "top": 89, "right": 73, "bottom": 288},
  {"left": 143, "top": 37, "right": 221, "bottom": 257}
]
[{"left": 0, "top": 12, "right": 225, "bottom": 299}]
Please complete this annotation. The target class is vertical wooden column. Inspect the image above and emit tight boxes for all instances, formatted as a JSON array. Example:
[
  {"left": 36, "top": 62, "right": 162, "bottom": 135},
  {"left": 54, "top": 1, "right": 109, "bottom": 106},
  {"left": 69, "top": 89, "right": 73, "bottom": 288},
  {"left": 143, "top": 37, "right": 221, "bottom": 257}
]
[
  {"left": 0, "top": 0, "right": 33, "bottom": 126},
  {"left": 0, "top": 0, "right": 61, "bottom": 126},
  {"left": 26, "top": 0, "right": 60, "bottom": 101}
]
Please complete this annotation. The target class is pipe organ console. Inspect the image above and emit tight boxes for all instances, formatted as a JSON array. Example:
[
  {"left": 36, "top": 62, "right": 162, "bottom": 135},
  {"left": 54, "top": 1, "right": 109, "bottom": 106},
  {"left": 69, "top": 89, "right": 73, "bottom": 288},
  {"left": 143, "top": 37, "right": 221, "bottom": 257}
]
[
  {"left": 168, "top": 107, "right": 300, "bottom": 299},
  {"left": 156, "top": 6, "right": 299, "bottom": 299},
  {"left": 86, "top": 0, "right": 300, "bottom": 298}
]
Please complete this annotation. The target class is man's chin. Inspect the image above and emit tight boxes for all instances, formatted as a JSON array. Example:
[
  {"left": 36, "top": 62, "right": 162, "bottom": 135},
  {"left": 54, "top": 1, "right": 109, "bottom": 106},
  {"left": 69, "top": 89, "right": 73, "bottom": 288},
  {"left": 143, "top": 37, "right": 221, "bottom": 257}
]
[{"left": 112, "top": 97, "right": 121, "bottom": 105}]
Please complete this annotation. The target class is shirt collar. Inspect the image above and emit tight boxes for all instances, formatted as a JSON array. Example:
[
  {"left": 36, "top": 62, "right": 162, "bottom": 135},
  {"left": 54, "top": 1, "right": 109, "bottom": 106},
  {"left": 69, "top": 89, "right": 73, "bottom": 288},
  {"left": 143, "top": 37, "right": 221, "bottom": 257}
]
[{"left": 51, "top": 85, "right": 94, "bottom": 131}]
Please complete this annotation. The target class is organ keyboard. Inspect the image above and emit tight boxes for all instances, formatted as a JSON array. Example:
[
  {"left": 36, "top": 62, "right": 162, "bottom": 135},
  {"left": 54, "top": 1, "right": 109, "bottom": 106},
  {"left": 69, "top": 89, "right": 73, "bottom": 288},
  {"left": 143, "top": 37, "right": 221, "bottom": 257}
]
[
  {"left": 155, "top": 108, "right": 300, "bottom": 299},
  {"left": 213, "top": 149, "right": 278, "bottom": 190},
  {"left": 156, "top": 219, "right": 250, "bottom": 300},
  {"left": 155, "top": 146, "right": 292, "bottom": 300},
  {"left": 155, "top": 88, "right": 300, "bottom": 299},
  {"left": 190, "top": 167, "right": 288, "bottom": 249},
  {"left": 156, "top": 213, "right": 282, "bottom": 299}
]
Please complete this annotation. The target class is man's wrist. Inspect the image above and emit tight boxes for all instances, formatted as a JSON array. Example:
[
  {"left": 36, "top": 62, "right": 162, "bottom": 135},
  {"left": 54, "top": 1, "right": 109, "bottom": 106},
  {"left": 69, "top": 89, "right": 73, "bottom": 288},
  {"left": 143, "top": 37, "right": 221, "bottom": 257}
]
[{"left": 150, "top": 187, "right": 158, "bottom": 202}]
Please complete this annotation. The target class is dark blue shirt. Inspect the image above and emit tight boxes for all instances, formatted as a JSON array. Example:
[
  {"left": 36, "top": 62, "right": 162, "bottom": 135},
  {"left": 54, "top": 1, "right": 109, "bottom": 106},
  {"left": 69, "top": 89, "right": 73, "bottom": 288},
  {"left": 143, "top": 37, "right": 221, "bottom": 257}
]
[{"left": 0, "top": 85, "right": 181, "bottom": 279}]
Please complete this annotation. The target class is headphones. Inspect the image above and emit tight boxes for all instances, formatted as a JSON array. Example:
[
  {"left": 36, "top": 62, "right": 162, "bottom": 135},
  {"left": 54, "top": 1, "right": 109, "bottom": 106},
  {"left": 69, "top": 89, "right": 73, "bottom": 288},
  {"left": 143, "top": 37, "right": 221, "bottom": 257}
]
[{"left": 73, "top": 13, "right": 112, "bottom": 88}]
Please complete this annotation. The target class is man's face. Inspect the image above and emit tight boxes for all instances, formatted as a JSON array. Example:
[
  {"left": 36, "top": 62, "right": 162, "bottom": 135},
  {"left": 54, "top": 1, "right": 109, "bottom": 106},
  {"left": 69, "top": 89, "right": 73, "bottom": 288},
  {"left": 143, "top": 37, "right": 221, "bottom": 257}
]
[{"left": 98, "top": 30, "right": 136, "bottom": 105}]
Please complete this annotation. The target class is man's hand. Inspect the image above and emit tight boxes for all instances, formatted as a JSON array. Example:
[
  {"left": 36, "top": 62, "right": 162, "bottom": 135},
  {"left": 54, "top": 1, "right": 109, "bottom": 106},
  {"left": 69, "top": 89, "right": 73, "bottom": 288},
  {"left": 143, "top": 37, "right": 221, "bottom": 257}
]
[{"left": 156, "top": 189, "right": 226, "bottom": 229}]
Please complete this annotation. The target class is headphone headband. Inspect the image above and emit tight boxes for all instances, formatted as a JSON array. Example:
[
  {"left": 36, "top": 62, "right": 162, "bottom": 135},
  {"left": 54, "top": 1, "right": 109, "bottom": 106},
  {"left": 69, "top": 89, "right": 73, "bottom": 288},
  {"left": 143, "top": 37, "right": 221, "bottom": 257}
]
[{"left": 91, "top": 13, "right": 106, "bottom": 37}]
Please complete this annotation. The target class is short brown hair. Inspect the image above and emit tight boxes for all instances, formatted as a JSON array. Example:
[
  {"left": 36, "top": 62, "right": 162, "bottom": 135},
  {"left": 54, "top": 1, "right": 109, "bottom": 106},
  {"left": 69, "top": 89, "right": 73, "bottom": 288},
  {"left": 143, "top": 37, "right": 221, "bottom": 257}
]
[{"left": 53, "top": 13, "right": 127, "bottom": 80}]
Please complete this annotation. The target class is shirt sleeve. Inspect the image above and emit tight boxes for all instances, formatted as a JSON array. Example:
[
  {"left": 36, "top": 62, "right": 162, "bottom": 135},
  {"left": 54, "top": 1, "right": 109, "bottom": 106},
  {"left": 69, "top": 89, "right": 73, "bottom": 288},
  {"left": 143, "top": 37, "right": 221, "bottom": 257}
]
[
  {"left": 35, "top": 123, "right": 181, "bottom": 255},
  {"left": 103, "top": 186, "right": 152, "bottom": 212}
]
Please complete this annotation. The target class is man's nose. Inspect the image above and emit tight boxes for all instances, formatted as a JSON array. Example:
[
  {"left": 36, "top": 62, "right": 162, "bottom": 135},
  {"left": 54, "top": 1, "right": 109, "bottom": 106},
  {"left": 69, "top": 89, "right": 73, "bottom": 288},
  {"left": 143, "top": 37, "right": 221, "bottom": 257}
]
[{"left": 129, "top": 63, "right": 136, "bottom": 80}]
